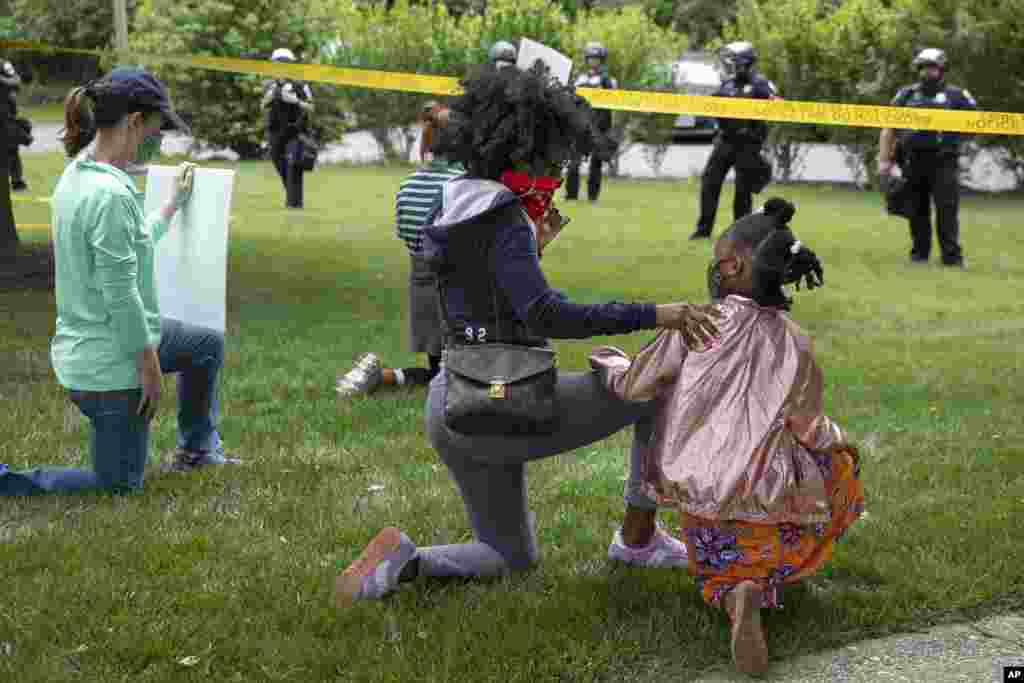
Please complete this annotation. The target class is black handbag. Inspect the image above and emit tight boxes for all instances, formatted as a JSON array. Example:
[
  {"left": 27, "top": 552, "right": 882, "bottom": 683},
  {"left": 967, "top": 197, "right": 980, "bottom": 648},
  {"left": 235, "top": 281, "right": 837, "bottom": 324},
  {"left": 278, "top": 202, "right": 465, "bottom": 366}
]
[{"left": 438, "top": 263, "right": 561, "bottom": 436}]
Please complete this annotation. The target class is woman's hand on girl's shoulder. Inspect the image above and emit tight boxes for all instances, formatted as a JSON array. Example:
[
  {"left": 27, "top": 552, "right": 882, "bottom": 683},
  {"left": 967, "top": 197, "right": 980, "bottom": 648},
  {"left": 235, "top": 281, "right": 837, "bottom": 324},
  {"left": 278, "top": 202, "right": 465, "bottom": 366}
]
[{"left": 655, "top": 302, "right": 723, "bottom": 349}]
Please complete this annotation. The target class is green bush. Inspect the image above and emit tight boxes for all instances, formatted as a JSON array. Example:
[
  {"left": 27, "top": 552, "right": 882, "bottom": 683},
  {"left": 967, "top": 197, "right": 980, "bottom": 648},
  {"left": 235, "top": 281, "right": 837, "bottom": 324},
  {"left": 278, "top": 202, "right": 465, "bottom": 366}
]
[
  {"left": 728, "top": 0, "right": 1024, "bottom": 188},
  {"left": 569, "top": 7, "right": 686, "bottom": 175},
  {"left": 324, "top": 0, "right": 483, "bottom": 160},
  {"left": 131, "top": 0, "right": 349, "bottom": 159}
]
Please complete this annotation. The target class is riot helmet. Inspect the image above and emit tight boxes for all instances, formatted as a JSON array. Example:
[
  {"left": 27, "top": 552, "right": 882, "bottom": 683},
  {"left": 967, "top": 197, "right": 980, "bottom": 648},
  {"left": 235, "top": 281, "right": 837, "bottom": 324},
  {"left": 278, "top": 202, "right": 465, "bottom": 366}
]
[
  {"left": 584, "top": 42, "right": 608, "bottom": 72},
  {"left": 721, "top": 41, "right": 757, "bottom": 80},
  {"left": 912, "top": 48, "right": 946, "bottom": 88},
  {"left": 271, "top": 48, "right": 297, "bottom": 63},
  {"left": 490, "top": 41, "right": 518, "bottom": 69}
]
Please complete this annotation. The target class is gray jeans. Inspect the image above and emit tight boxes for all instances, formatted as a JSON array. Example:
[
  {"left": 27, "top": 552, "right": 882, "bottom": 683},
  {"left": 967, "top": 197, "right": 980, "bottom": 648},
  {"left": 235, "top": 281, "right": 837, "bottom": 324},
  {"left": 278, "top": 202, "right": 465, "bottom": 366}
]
[{"left": 418, "top": 368, "right": 657, "bottom": 578}]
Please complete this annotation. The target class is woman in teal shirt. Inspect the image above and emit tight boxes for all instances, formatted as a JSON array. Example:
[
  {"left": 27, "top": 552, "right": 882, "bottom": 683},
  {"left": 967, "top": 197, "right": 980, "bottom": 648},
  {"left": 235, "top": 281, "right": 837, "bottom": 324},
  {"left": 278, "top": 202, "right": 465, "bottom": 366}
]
[{"left": 0, "top": 67, "right": 238, "bottom": 496}]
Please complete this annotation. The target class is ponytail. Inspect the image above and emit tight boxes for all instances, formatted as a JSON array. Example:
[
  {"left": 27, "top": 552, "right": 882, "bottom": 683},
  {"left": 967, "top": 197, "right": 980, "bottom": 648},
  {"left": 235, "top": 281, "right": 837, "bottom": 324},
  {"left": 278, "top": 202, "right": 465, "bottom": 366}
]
[
  {"left": 749, "top": 198, "right": 824, "bottom": 310},
  {"left": 418, "top": 101, "right": 450, "bottom": 161},
  {"left": 61, "top": 85, "right": 97, "bottom": 158}
]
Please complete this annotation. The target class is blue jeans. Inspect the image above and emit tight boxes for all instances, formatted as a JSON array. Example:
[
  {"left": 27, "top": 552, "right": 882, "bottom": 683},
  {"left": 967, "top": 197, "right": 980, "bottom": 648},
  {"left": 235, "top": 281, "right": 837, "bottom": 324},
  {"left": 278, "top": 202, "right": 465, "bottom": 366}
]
[{"left": 0, "top": 319, "right": 225, "bottom": 496}]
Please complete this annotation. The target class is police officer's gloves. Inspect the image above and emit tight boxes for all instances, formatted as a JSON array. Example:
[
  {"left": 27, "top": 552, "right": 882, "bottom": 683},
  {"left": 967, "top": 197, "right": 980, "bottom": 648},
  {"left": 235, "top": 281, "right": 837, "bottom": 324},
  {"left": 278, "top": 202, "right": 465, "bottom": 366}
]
[
  {"left": 171, "top": 162, "right": 197, "bottom": 210},
  {"left": 784, "top": 244, "right": 824, "bottom": 291}
]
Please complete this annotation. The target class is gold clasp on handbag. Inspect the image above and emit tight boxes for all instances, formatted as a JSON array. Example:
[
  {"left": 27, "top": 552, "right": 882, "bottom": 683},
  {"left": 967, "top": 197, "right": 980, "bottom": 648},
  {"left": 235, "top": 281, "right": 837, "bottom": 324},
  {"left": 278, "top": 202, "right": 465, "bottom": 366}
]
[{"left": 489, "top": 380, "right": 507, "bottom": 399}]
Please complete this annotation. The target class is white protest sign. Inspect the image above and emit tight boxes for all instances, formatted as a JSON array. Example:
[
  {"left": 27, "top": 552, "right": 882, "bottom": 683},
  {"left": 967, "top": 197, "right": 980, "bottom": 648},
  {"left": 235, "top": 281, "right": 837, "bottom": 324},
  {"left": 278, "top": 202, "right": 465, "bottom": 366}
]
[
  {"left": 144, "top": 166, "right": 235, "bottom": 333},
  {"left": 517, "top": 38, "right": 573, "bottom": 85}
]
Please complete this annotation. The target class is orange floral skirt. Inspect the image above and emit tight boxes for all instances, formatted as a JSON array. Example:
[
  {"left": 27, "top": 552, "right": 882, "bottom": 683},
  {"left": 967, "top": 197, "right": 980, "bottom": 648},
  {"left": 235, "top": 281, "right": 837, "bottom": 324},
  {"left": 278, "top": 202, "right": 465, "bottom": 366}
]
[{"left": 679, "top": 446, "right": 864, "bottom": 610}]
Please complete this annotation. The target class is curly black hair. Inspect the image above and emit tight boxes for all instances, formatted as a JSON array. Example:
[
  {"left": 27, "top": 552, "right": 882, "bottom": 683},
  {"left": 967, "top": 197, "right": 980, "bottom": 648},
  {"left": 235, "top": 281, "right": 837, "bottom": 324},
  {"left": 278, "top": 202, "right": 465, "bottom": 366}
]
[
  {"left": 432, "top": 62, "right": 601, "bottom": 179},
  {"left": 720, "top": 197, "right": 824, "bottom": 310}
]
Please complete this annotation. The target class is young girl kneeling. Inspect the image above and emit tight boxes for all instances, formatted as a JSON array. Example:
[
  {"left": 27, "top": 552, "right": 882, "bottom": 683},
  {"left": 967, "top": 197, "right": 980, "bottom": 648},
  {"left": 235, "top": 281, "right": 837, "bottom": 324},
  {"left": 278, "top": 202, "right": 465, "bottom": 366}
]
[{"left": 590, "top": 198, "right": 865, "bottom": 677}]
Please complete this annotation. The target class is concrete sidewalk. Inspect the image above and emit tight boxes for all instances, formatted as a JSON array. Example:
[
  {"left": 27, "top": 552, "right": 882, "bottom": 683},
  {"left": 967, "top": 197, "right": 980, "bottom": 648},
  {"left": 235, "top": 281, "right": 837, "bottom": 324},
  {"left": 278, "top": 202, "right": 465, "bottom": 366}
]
[
  {"left": 695, "top": 612, "right": 1024, "bottom": 682},
  {"left": 22, "top": 122, "right": 1021, "bottom": 191}
]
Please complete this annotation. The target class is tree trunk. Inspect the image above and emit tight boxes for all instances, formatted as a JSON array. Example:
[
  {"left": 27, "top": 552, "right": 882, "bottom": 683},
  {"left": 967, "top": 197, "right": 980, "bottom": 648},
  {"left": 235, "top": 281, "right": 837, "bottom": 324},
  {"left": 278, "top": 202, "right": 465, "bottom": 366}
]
[{"left": 0, "top": 120, "right": 19, "bottom": 261}]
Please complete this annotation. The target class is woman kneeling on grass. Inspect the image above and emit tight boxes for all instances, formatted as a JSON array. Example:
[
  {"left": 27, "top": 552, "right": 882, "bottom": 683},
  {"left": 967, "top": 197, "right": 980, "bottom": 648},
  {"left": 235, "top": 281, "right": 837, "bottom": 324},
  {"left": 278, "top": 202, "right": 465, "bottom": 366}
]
[
  {"left": 0, "top": 68, "right": 239, "bottom": 497},
  {"left": 336, "top": 101, "right": 463, "bottom": 396},
  {"left": 335, "top": 63, "right": 722, "bottom": 603},
  {"left": 590, "top": 197, "right": 865, "bottom": 676}
]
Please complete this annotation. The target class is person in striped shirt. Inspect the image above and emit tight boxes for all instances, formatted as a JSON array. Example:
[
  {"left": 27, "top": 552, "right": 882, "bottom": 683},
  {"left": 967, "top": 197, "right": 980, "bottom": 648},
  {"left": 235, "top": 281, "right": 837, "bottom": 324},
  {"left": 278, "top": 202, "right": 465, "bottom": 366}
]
[{"left": 336, "top": 103, "right": 463, "bottom": 396}]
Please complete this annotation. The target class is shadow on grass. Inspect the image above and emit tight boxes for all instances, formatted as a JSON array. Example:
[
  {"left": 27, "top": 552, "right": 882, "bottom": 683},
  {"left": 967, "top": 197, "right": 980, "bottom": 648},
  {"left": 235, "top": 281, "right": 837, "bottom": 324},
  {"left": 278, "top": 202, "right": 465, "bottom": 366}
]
[{"left": 0, "top": 243, "right": 55, "bottom": 290}]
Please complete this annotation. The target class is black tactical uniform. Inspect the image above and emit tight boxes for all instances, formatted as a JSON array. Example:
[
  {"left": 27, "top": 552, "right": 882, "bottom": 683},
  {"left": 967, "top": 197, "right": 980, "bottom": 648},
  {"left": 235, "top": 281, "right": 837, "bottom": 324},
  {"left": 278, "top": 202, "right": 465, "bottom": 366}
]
[
  {"left": 889, "top": 53, "right": 976, "bottom": 266},
  {"left": 691, "top": 42, "right": 776, "bottom": 239},
  {"left": 1, "top": 60, "right": 29, "bottom": 192},
  {"left": 265, "top": 78, "right": 313, "bottom": 209},
  {"left": 566, "top": 42, "right": 617, "bottom": 202}
]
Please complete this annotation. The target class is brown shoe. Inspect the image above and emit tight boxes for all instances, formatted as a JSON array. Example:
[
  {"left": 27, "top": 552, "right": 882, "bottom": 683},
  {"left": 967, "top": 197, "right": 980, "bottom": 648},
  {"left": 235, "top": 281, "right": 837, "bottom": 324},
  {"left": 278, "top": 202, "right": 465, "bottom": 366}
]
[{"left": 728, "top": 581, "right": 769, "bottom": 676}]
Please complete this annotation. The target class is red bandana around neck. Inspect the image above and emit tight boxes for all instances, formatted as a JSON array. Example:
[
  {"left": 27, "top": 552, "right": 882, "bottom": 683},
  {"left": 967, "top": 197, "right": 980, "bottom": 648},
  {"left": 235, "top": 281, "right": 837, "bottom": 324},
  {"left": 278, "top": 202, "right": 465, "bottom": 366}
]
[{"left": 499, "top": 170, "right": 563, "bottom": 222}]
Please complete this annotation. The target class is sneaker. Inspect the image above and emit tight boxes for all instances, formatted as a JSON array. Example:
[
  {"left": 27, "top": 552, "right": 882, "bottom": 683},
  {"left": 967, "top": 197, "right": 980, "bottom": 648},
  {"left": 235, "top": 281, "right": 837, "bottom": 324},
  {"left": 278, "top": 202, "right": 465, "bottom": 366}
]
[
  {"left": 689, "top": 228, "right": 712, "bottom": 240},
  {"left": 336, "top": 353, "right": 383, "bottom": 398},
  {"left": 608, "top": 527, "right": 689, "bottom": 568},
  {"left": 335, "top": 527, "right": 417, "bottom": 607},
  {"left": 11, "top": 182, "right": 27, "bottom": 193},
  {"left": 728, "top": 581, "right": 769, "bottom": 676},
  {"left": 168, "top": 447, "right": 242, "bottom": 472}
]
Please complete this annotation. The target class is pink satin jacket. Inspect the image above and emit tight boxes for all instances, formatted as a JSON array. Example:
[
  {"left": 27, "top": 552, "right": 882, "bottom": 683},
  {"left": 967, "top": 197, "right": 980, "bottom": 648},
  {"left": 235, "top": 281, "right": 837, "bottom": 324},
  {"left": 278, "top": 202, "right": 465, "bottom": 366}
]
[{"left": 589, "top": 295, "right": 847, "bottom": 525}]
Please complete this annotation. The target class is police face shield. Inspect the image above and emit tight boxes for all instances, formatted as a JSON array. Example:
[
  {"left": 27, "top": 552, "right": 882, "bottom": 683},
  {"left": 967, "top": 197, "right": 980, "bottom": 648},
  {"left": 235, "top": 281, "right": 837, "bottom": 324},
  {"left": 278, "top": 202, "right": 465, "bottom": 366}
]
[{"left": 586, "top": 57, "right": 602, "bottom": 70}]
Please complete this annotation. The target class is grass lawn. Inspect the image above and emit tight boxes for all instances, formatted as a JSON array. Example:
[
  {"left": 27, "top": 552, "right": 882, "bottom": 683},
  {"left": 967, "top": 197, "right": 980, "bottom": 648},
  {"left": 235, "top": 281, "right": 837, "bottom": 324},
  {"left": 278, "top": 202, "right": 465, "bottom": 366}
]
[
  {"left": 2, "top": 152, "right": 1023, "bottom": 682},
  {"left": 20, "top": 101, "right": 65, "bottom": 124}
]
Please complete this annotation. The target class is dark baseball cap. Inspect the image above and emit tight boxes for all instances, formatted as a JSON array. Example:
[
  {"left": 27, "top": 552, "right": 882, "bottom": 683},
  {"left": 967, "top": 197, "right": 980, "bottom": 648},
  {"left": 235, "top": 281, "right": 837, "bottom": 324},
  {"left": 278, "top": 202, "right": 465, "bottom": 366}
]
[{"left": 106, "top": 66, "right": 190, "bottom": 135}]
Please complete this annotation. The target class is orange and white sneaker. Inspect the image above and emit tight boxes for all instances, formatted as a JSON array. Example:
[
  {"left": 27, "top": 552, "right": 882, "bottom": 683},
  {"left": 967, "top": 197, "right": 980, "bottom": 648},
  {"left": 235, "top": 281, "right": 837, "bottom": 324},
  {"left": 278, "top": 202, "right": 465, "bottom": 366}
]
[{"left": 335, "top": 527, "right": 417, "bottom": 608}]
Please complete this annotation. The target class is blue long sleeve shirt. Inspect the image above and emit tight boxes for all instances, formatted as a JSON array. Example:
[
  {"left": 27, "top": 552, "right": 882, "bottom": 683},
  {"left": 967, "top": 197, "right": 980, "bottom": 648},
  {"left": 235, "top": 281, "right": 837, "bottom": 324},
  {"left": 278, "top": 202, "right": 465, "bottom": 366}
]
[{"left": 422, "top": 178, "right": 657, "bottom": 344}]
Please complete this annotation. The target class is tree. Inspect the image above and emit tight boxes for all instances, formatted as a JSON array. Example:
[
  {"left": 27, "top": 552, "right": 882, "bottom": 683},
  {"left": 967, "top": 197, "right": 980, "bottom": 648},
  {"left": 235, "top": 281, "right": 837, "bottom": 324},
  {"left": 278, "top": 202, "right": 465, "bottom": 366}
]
[
  {"left": 131, "top": 0, "right": 349, "bottom": 159},
  {"left": 10, "top": 0, "right": 132, "bottom": 82},
  {"left": 0, "top": 125, "right": 16, "bottom": 260},
  {"left": 646, "top": 0, "right": 739, "bottom": 48},
  {"left": 324, "top": 0, "right": 571, "bottom": 161},
  {"left": 726, "top": 0, "right": 903, "bottom": 186},
  {"left": 323, "top": 0, "right": 485, "bottom": 161},
  {"left": 568, "top": 6, "right": 687, "bottom": 176},
  {"left": 12, "top": 0, "right": 138, "bottom": 49}
]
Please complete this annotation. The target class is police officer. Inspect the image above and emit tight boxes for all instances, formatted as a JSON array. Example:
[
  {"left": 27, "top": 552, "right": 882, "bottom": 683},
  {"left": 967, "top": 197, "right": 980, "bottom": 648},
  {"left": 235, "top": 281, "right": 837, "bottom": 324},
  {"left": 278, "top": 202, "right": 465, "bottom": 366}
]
[
  {"left": 878, "top": 48, "right": 976, "bottom": 268},
  {"left": 262, "top": 48, "right": 314, "bottom": 209},
  {"left": 1, "top": 59, "right": 30, "bottom": 192},
  {"left": 566, "top": 42, "right": 617, "bottom": 202},
  {"left": 489, "top": 41, "right": 518, "bottom": 70},
  {"left": 689, "top": 42, "right": 777, "bottom": 240}
]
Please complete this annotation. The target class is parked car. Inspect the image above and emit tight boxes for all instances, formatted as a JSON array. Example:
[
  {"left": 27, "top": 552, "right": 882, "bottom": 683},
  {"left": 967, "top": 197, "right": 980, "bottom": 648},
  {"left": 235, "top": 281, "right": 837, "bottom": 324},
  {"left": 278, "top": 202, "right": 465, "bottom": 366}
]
[{"left": 670, "top": 51, "right": 721, "bottom": 143}]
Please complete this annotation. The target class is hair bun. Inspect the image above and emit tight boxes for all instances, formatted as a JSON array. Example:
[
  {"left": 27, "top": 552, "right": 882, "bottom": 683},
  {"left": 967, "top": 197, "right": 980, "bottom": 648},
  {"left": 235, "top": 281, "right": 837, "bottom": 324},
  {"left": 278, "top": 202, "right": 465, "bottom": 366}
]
[{"left": 762, "top": 197, "right": 796, "bottom": 226}]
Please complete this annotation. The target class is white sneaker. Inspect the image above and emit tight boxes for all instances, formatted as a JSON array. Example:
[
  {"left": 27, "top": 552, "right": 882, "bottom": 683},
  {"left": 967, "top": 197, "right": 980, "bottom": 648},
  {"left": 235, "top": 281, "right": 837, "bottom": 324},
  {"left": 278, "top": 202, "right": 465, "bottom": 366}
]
[
  {"left": 608, "top": 527, "right": 689, "bottom": 568},
  {"left": 336, "top": 353, "right": 383, "bottom": 397}
]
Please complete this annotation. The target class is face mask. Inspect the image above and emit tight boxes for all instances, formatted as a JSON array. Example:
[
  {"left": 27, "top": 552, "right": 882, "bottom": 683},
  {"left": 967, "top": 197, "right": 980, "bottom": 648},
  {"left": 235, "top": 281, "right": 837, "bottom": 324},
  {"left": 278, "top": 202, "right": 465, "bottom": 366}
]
[
  {"left": 135, "top": 133, "right": 163, "bottom": 165},
  {"left": 708, "top": 255, "right": 741, "bottom": 301},
  {"left": 499, "top": 170, "right": 563, "bottom": 222},
  {"left": 707, "top": 259, "right": 724, "bottom": 301}
]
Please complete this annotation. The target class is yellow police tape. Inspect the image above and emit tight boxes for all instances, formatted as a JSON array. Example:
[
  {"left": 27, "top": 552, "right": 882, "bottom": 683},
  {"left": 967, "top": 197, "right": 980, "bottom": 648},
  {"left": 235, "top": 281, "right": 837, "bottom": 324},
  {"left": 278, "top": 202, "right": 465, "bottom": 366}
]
[
  {"left": 11, "top": 195, "right": 51, "bottom": 204},
  {"left": 4, "top": 39, "right": 1024, "bottom": 135}
]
